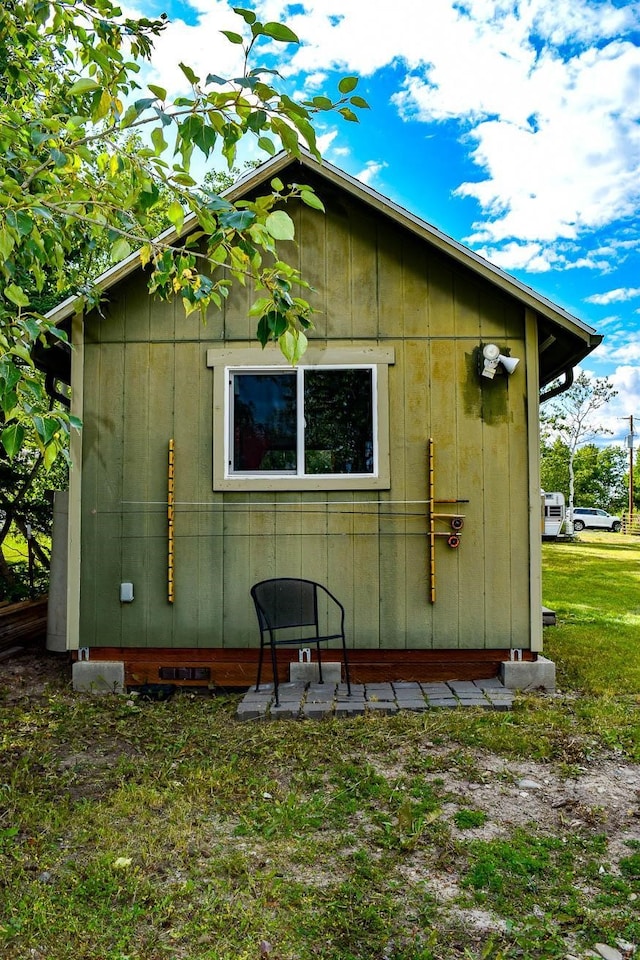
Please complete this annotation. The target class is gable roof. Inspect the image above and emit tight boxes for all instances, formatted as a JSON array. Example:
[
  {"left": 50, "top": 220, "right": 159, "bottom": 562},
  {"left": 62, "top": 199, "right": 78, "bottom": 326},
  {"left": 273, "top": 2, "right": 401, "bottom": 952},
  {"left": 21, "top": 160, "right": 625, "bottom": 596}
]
[{"left": 46, "top": 149, "right": 601, "bottom": 388}]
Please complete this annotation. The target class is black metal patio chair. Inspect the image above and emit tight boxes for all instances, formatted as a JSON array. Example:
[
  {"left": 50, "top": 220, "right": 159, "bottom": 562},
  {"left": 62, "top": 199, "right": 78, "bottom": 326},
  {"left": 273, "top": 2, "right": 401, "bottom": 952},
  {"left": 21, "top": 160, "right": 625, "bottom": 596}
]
[{"left": 250, "top": 577, "right": 352, "bottom": 706}]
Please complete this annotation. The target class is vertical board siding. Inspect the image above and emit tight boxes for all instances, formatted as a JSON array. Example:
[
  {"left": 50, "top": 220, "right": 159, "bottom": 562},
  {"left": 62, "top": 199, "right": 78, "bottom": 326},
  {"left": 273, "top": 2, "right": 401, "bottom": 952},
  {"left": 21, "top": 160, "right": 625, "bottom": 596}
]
[
  {"left": 173, "top": 341, "right": 204, "bottom": 645},
  {"left": 80, "top": 187, "right": 533, "bottom": 654}
]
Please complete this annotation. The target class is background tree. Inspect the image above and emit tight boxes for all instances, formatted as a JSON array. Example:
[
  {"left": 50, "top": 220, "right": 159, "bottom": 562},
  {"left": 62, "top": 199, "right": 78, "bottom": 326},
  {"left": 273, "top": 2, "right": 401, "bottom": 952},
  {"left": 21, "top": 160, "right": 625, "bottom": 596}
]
[
  {"left": 0, "top": 132, "right": 180, "bottom": 601},
  {"left": 540, "top": 436, "right": 570, "bottom": 497},
  {"left": 0, "top": 0, "right": 367, "bottom": 469},
  {"left": 573, "top": 443, "right": 627, "bottom": 511},
  {"left": 0, "top": 448, "right": 68, "bottom": 600},
  {"left": 540, "top": 372, "right": 617, "bottom": 527},
  {"left": 540, "top": 439, "right": 627, "bottom": 512}
]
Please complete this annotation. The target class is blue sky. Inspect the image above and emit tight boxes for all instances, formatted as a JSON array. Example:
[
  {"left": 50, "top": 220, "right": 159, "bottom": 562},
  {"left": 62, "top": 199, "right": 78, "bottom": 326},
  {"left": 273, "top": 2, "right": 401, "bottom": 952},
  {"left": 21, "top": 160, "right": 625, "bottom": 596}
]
[{"left": 127, "top": 0, "right": 640, "bottom": 441}]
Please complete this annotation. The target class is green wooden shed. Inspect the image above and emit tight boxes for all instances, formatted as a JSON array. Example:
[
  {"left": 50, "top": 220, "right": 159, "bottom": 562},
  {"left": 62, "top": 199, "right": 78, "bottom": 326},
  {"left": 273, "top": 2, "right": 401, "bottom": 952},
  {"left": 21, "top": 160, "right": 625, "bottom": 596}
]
[{"left": 44, "top": 150, "right": 601, "bottom": 688}]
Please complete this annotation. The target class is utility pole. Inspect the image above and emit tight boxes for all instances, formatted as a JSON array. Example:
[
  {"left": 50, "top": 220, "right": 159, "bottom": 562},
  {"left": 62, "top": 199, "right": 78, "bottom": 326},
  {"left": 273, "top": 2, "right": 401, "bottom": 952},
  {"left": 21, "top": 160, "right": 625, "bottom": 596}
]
[{"left": 623, "top": 415, "right": 635, "bottom": 526}]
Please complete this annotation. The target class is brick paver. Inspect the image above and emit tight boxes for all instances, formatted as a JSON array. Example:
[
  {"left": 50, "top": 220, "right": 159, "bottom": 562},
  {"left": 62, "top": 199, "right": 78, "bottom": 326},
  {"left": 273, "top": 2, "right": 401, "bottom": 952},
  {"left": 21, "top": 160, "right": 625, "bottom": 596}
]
[{"left": 236, "top": 677, "right": 516, "bottom": 720}]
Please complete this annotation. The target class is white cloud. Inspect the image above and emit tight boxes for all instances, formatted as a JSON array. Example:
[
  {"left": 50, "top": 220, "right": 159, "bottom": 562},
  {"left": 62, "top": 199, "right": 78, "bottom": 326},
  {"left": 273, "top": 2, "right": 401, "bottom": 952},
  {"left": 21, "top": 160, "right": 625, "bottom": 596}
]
[
  {"left": 251, "top": 0, "right": 640, "bottom": 250},
  {"left": 606, "top": 364, "right": 640, "bottom": 434},
  {"left": 591, "top": 328, "right": 640, "bottom": 365},
  {"left": 129, "top": 0, "right": 640, "bottom": 270},
  {"left": 585, "top": 287, "right": 640, "bottom": 305},
  {"left": 472, "top": 240, "right": 552, "bottom": 272},
  {"left": 135, "top": 1, "right": 249, "bottom": 96},
  {"left": 316, "top": 130, "right": 338, "bottom": 154},
  {"left": 450, "top": 41, "right": 640, "bottom": 244},
  {"left": 356, "top": 159, "right": 387, "bottom": 186}
]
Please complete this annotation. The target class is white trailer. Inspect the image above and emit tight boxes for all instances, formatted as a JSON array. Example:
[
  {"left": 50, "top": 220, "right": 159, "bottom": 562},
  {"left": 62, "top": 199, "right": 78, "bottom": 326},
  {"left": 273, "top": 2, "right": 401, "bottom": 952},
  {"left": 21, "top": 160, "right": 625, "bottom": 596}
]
[{"left": 543, "top": 491, "right": 566, "bottom": 539}]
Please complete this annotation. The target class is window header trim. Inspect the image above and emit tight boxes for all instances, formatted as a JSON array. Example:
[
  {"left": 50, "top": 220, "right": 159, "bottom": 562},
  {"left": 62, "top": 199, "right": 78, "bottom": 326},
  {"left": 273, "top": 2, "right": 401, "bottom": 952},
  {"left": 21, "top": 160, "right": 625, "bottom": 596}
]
[{"left": 207, "top": 346, "right": 395, "bottom": 369}]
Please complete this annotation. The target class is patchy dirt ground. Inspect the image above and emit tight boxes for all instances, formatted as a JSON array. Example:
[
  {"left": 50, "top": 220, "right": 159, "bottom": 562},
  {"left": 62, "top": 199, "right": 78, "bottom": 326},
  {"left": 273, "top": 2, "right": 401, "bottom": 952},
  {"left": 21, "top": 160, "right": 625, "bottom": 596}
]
[
  {"left": 1, "top": 647, "right": 639, "bottom": 960},
  {"left": 2, "top": 648, "right": 640, "bottom": 840},
  {"left": 0, "top": 646, "right": 71, "bottom": 703}
]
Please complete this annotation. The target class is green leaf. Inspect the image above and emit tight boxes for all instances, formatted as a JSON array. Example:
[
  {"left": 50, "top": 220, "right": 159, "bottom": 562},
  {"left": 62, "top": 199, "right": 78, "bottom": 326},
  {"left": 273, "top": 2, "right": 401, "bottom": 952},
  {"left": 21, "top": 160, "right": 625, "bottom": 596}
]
[
  {"left": 248, "top": 297, "right": 273, "bottom": 318},
  {"left": 262, "top": 22, "right": 299, "bottom": 43},
  {"left": 300, "top": 190, "right": 325, "bottom": 212},
  {"left": 256, "top": 315, "right": 270, "bottom": 347},
  {"left": 289, "top": 114, "right": 318, "bottom": 155},
  {"left": 338, "top": 76, "right": 358, "bottom": 94},
  {"left": 7, "top": 211, "right": 34, "bottom": 237},
  {"left": 270, "top": 177, "right": 284, "bottom": 192},
  {"left": 2, "top": 423, "right": 24, "bottom": 459},
  {"left": 271, "top": 117, "right": 300, "bottom": 155},
  {"left": 179, "top": 62, "right": 200, "bottom": 85},
  {"left": 172, "top": 173, "right": 197, "bottom": 186},
  {"left": 220, "top": 30, "right": 244, "bottom": 44},
  {"left": 338, "top": 107, "right": 359, "bottom": 123},
  {"left": 120, "top": 104, "right": 141, "bottom": 128},
  {"left": 148, "top": 84, "right": 167, "bottom": 100},
  {"left": 9, "top": 344, "right": 33, "bottom": 365},
  {"left": 265, "top": 210, "right": 295, "bottom": 241},
  {"left": 166, "top": 200, "right": 185, "bottom": 234},
  {"left": 233, "top": 7, "right": 256, "bottom": 24},
  {"left": 221, "top": 210, "right": 255, "bottom": 231},
  {"left": 0, "top": 394, "right": 18, "bottom": 421},
  {"left": 0, "top": 229, "right": 15, "bottom": 259},
  {"left": 279, "top": 328, "right": 307, "bottom": 365},
  {"left": 43, "top": 441, "right": 59, "bottom": 471},
  {"left": 154, "top": 107, "right": 173, "bottom": 127},
  {"left": 33, "top": 415, "right": 59, "bottom": 445},
  {"left": 151, "top": 126, "right": 168, "bottom": 155},
  {"left": 266, "top": 310, "right": 288, "bottom": 338},
  {"left": 30, "top": 127, "right": 50, "bottom": 147},
  {"left": 350, "top": 96, "right": 370, "bottom": 109},
  {"left": 4, "top": 284, "right": 30, "bottom": 307},
  {"left": 50, "top": 148, "right": 68, "bottom": 167},
  {"left": 68, "top": 77, "right": 101, "bottom": 95},
  {"left": 133, "top": 97, "right": 156, "bottom": 112},
  {"left": 182, "top": 297, "right": 200, "bottom": 318},
  {"left": 111, "top": 237, "right": 132, "bottom": 262},
  {"left": 23, "top": 318, "right": 41, "bottom": 340},
  {"left": 310, "top": 96, "right": 333, "bottom": 111},
  {"left": 258, "top": 136, "right": 276, "bottom": 156}
]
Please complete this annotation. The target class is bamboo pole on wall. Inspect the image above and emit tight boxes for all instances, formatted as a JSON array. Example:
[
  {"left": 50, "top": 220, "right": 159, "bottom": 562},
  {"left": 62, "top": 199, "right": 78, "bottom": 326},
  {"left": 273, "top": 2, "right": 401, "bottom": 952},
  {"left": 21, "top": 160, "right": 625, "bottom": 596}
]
[
  {"left": 168, "top": 439, "right": 175, "bottom": 604},
  {"left": 428, "top": 438, "right": 436, "bottom": 603}
]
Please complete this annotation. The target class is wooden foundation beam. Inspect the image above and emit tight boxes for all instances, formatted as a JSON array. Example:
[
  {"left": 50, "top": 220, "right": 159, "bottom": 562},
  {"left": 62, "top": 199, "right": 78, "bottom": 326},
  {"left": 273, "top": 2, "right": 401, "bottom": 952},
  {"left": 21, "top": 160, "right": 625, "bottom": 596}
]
[{"left": 74, "top": 646, "right": 535, "bottom": 689}]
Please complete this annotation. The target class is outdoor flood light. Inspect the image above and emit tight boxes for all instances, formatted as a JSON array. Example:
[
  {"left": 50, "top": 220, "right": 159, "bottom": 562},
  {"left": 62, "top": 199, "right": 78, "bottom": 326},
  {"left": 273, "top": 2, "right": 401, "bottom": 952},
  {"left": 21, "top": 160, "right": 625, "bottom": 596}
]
[{"left": 480, "top": 343, "right": 520, "bottom": 379}]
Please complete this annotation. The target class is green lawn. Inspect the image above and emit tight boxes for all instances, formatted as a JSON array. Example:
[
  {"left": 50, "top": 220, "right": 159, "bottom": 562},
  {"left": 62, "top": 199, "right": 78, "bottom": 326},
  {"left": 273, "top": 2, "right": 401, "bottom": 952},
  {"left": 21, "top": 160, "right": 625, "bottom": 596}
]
[
  {"left": 0, "top": 532, "right": 638, "bottom": 960},
  {"left": 2, "top": 532, "right": 30, "bottom": 565},
  {"left": 543, "top": 531, "right": 640, "bottom": 695}
]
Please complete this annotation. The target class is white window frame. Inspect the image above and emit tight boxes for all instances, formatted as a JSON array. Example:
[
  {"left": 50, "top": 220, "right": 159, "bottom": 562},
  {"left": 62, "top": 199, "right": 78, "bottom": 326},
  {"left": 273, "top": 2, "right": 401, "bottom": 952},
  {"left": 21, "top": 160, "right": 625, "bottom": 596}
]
[{"left": 207, "top": 346, "right": 394, "bottom": 492}]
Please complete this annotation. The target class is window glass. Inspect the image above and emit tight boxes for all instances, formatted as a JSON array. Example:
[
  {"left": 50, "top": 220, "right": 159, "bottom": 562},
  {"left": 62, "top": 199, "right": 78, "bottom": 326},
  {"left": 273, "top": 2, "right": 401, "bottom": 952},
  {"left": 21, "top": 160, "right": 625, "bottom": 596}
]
[
  {"left": 229, "top": 367, "right": 375, "bottom": 477},
  {"left": 304, "top": 369, "right": 373, "bottom": 474},
  {"left": 232, "top": 372, "right": 296, "bottom": 472}
]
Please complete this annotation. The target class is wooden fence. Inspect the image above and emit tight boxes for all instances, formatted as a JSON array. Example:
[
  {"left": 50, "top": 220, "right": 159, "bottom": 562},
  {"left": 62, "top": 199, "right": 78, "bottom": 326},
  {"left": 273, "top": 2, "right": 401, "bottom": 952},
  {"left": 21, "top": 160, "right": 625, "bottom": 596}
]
[{"left": 622, "top": 517, "right": 640, "bottom": 536}]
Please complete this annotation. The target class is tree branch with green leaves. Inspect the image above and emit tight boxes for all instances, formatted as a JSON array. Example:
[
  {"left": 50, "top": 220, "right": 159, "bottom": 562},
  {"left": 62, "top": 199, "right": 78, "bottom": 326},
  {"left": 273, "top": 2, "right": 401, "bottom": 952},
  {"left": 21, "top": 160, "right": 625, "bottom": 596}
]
[{"left": 0, "top": 0, "right": 369, "bottom": 467}]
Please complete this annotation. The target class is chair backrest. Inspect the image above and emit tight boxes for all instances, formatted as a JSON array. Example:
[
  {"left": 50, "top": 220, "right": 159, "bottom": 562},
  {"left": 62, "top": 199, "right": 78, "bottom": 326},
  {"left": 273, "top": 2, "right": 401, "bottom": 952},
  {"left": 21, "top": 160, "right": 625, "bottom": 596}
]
[{"left": 251, "top": 578, "right": 318, "bottom": 632}]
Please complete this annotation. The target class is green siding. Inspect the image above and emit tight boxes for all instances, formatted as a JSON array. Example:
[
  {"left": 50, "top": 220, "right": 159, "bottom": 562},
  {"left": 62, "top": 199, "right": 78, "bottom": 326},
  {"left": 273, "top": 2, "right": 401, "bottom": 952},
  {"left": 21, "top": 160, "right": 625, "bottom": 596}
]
[{"left": 79, "top": 184, "right": 533, "bottom": 652}]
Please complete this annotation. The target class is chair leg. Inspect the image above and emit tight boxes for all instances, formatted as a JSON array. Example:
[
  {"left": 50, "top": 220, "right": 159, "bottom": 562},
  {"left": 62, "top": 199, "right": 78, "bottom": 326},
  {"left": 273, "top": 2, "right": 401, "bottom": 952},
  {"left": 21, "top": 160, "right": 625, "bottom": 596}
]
[
  {"left": 256, "top": 641, "right": 264, "bottom": 692},
  {"left": 316, "top": 641, "right": 323, "bottom": 684},
  {"left": 342, "top": 637, "right": 352, "bottom": 696},
  {"left": 270, "top": 641, "right": 280, "bottom": 706}
]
